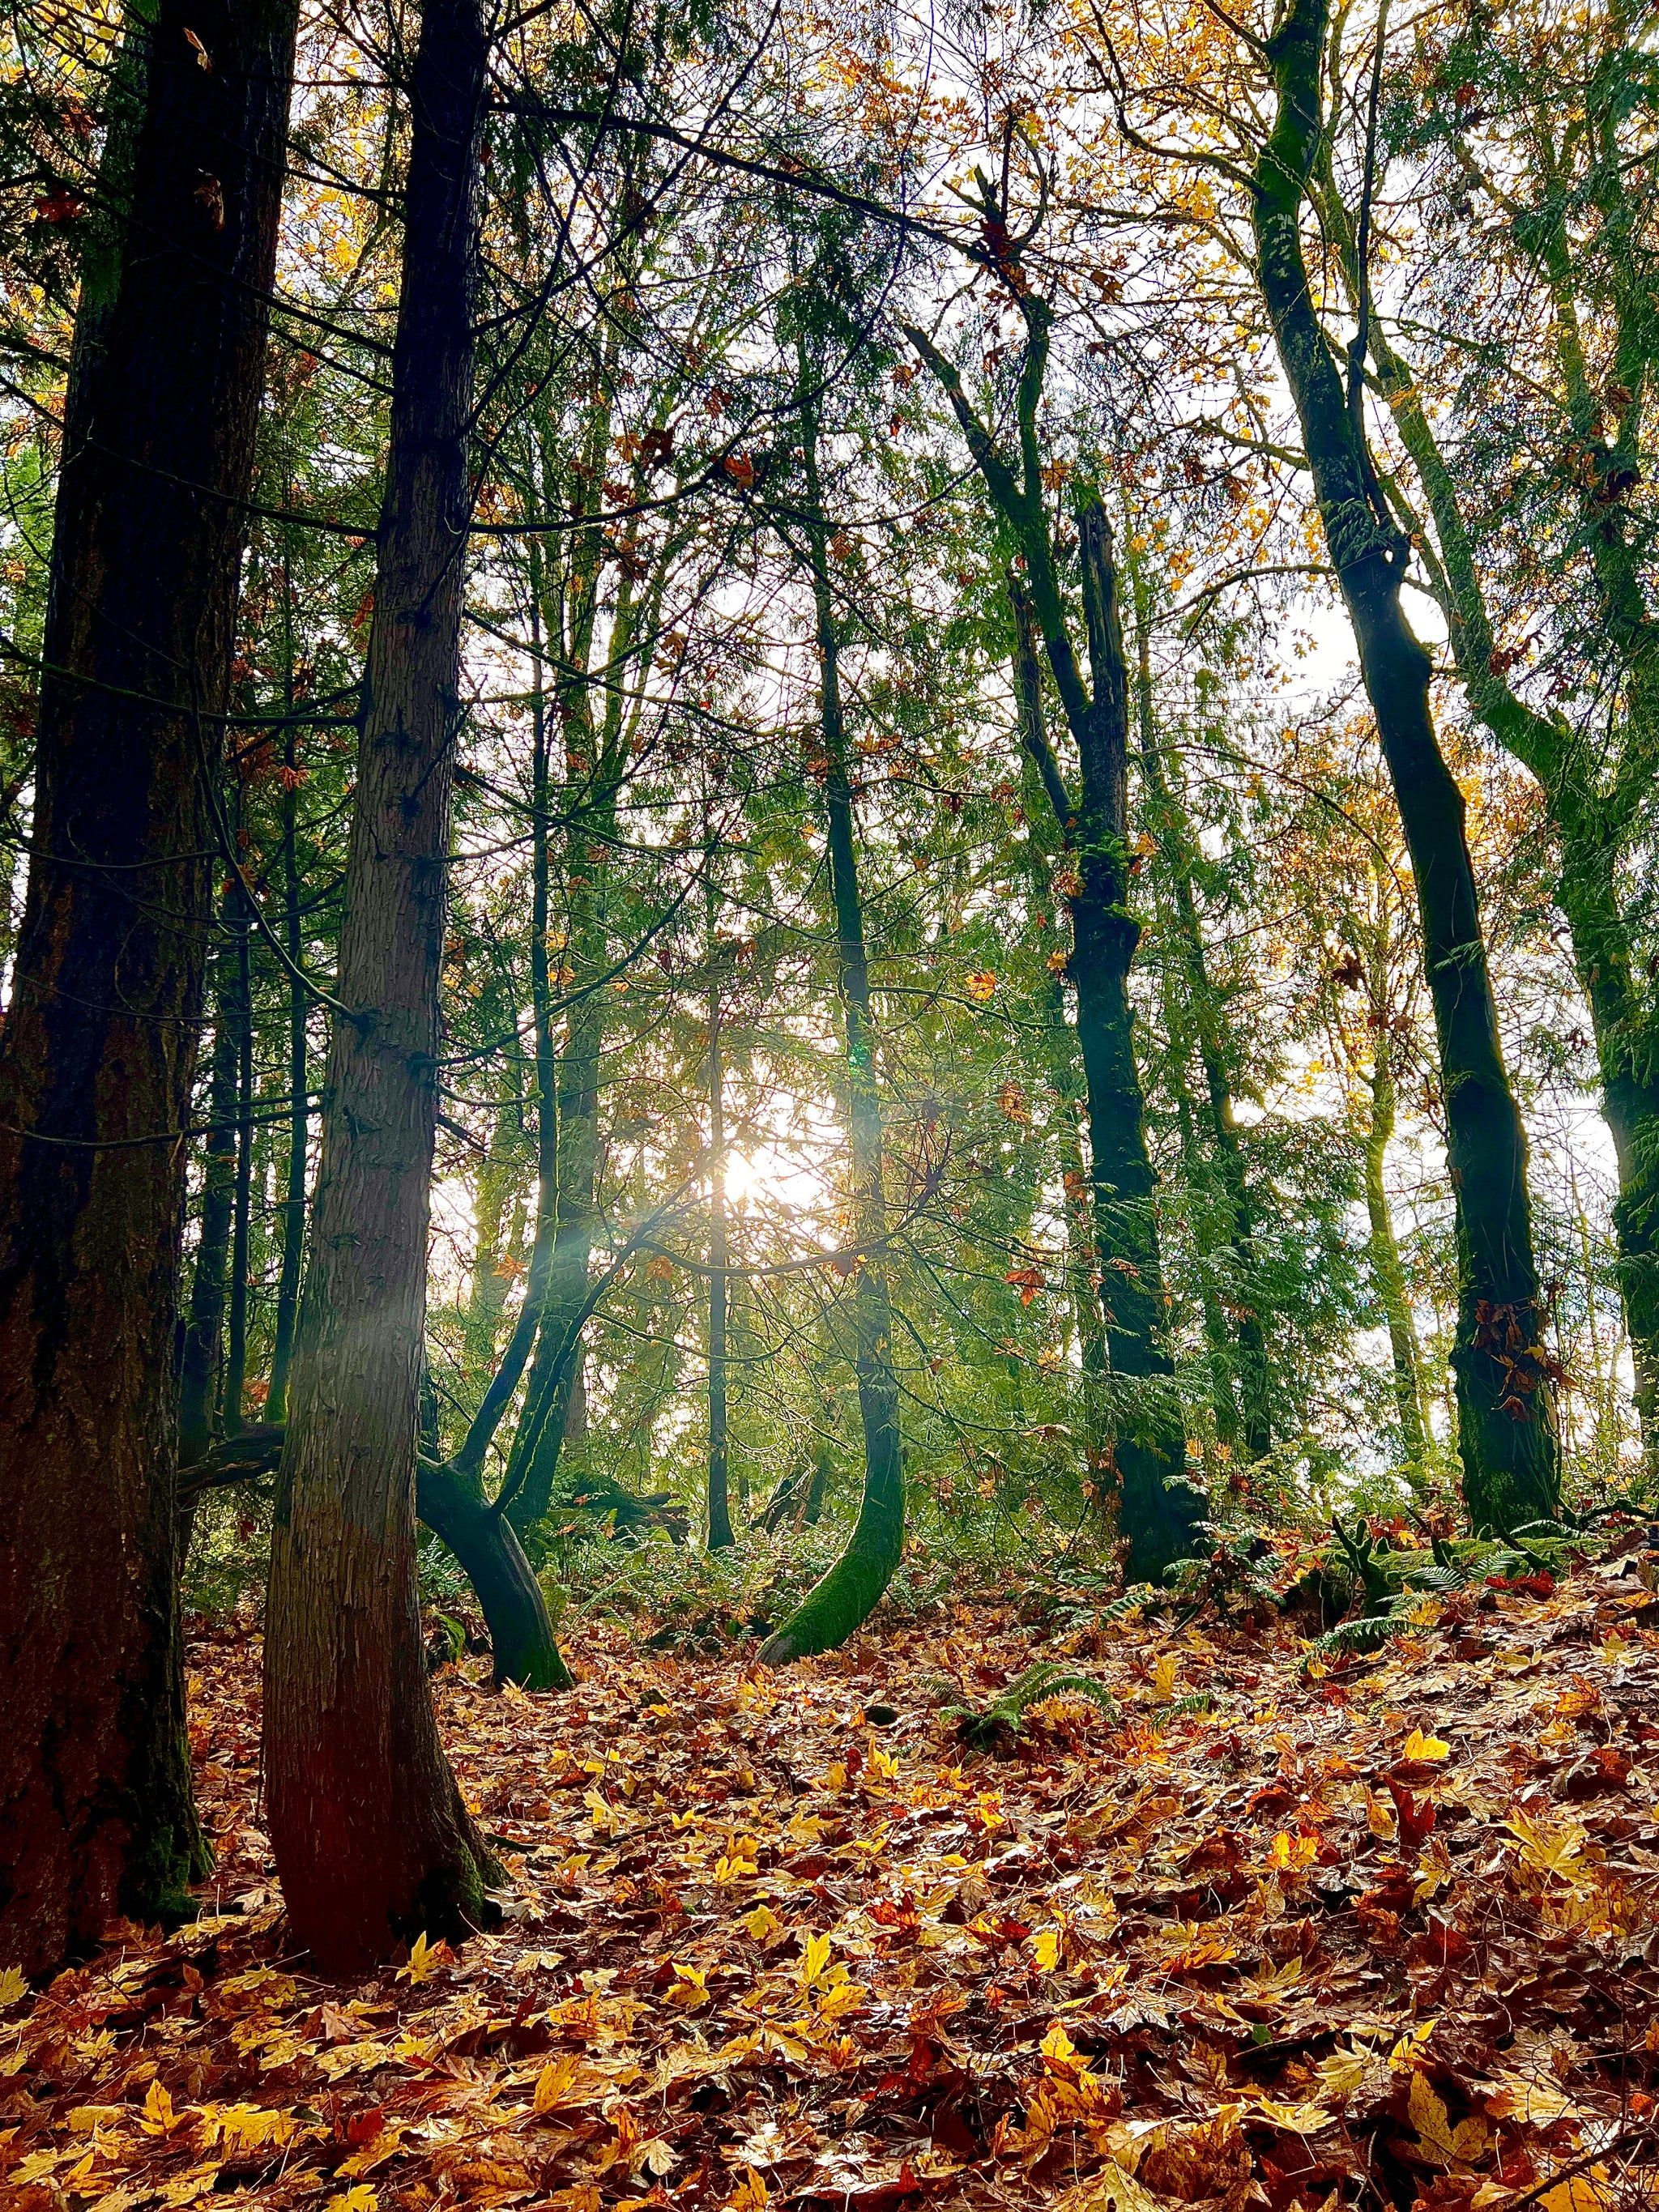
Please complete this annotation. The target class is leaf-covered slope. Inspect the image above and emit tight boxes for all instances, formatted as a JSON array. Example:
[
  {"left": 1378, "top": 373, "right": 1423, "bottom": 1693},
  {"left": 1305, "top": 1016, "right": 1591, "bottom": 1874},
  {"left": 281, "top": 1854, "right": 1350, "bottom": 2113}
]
[{"left": 2, "top": 1549, "right": 1657, "bottom": 2212}]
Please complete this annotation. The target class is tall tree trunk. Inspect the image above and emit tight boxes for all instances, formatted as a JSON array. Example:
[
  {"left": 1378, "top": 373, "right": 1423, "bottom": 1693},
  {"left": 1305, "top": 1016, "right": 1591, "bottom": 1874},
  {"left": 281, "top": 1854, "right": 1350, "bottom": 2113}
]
[
  {"left": 1011, "top": 590, "right": 1113, "bottom": 1507},
  {"left": 706, "top": 984, "right": 735, "bottom": 1551},
  {"left": 181, "top": 911, "right": 244, "bottom": 1466},
  {"left": 759, "top": 359, "right": 903, "bottom": 1664},
  {"left": 0, "top": 0, "right": 296, "bottom": 1975},
  {"left": 1308, "top": 151, "right": 1659, "bottom": 1464},
  {"left": 910, "top": 309, "right": 1203, "bottom": 1583},
  {"left": 1363, "top": 1025, "right": 1428, "bottom": 1481},
  {"left": 269, "top": 595, "right": 309, "bottom": 1425},
  {"left": 263, "top": 0, "right": 499, "bottom": 1971},
  {"left": 224, "top": 900, "right": 254, "bottom": 1429},
  {"left": 1251, "top": 0, "right": 1559, "bottom": 1532},
  {"left": 1126, "top": 559, "right": 1273, "bottom": 1460}
]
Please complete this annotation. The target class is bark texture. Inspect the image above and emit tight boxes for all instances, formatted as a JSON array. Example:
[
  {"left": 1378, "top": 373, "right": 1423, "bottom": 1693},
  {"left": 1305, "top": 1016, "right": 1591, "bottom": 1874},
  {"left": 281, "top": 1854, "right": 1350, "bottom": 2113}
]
[
  {"left": 0, "top": 0, "right": 296, "bottom": 1975},
  {"left": 263, "top": 0, "right": 499, "bottom": 1971}
]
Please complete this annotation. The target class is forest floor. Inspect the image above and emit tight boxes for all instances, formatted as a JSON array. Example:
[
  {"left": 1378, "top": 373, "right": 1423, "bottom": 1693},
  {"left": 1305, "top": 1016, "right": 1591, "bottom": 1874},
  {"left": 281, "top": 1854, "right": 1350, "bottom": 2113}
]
[{"left": 6, "top": 1543, "right": 1659, "bottom": 2212}]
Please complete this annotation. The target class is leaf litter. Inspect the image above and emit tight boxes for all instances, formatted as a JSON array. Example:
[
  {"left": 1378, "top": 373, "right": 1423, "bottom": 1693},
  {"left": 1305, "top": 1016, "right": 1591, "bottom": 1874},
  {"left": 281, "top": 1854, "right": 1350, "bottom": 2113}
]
[{"left": 4, "top": 1541, "right": 1659, "bottom": 2212}]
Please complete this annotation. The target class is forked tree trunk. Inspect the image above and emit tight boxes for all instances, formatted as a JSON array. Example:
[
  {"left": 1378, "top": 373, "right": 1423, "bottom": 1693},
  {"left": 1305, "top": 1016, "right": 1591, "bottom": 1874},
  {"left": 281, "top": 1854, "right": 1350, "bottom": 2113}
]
[
  {"left": 759, "top": 359, "right": 904, "bottom": 1664},
  {"left": 1252, "top": 0, "right": 1559, "bottom": 1532},
  {"left": 0, "top": 0, "right": 296, "bottom": 1975},
  {"left": 263, "top": 0, "right": 499, "bottom": 1971}
]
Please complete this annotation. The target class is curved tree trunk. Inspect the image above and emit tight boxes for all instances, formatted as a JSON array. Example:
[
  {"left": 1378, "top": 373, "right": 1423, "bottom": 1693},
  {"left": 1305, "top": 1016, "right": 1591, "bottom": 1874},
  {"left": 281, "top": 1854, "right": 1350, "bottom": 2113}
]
[
  {"left": 759, "top": 356, "right": 903, "bottom": 1664},
  {"left": 1251, "top": 0, "right": 1559, "bottom": 1532},
  {"left": 0, "top": 0, "right": 296, "bottom": 1976},
  {"left": 417, "top": 1460, "right": 569, "bottom": 1690},
  {"left": 263, "top": 0, "right": 499, "bottom": 1972}
]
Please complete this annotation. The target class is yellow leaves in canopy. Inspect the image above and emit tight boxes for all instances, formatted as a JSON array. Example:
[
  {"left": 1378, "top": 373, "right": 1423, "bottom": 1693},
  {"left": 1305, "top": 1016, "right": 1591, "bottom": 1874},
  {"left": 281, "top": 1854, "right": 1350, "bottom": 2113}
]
[
  {"left": 964, "top": 970, "right": 997, "bottom": 1002},
  {"left": 1408, "top": 2070, "right": 1491, "bottom": 2169}
]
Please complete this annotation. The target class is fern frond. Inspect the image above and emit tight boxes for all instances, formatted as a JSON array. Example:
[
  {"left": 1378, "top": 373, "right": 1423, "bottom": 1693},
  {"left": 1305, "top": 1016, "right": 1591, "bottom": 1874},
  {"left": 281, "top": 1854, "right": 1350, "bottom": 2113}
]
[{"left": 1301, "top": 1611, "right": 1401, "bottom": 1669}]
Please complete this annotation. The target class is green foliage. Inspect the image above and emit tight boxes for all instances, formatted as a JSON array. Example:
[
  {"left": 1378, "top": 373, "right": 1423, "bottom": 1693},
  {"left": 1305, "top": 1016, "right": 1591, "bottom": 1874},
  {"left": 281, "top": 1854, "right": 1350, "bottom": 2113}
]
[{"left": 935, "top": 1659, "right": 1121, "bottom": 1754}]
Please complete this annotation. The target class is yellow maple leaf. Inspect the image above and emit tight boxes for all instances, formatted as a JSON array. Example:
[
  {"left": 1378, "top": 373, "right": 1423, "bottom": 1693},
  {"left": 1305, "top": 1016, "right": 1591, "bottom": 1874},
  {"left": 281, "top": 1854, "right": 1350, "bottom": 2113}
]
[
  {"left": 728, "top": 2168, "right": 770, "bottom": 2212},
  {"left": 1251, "top": 2096, "right": 1336, "bottom": 2135},
  {"left": 815, "top": 1979, "right": 864, "bottom": 2021},
  {"left": 1401, "top": 1728, "right": 1451, "bottom": 1764},
  {"left": 1041, "top": 2021, "right": 1083, "bottom": 2077},
  {"left": 744, "top": 1904, "right": 783, "bottom": 1941},
  {"left": 800, "top": 1932, "right": 831, "bottom": 1987},
  {"left": 141, "top": 2078, "right": 186, "bottom": 2134},
  {"left": 533, "top": 2052, "right": 582, "bottom": 2112},
  {"left": 1034, "top": 1928, "right": 1063, "bottom": 1972},
  {"left": 964, "top": 970, "right": 996, "bottom": 1003},
  {"left": 1504, "top": 1808, "right": 1591, "bottom": 1886},
  {"left": 1538, "top": 2172, "right": 1617, "bottom": 2212},
  {"left": 398, "top": 1931, "right": 442, "bottom": 1984},
  {"left": 1409, "top": 2070, "right": 1491, "bottom": 2168},
  {"left": 326, "top": 2188, "right": 379, "bottom": 2212},
  {"left": 667, "top": 1963, "right": 711, "bottom": 2009}
]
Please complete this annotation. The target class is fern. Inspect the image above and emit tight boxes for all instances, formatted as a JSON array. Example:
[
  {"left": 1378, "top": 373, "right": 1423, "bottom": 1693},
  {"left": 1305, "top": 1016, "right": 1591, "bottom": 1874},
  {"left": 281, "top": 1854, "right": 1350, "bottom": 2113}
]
[
  {"left": 1301, "top": 1610, "right": 1403, "bottom": 1669},
  {"left": 945, "top": 1660, "right": 1120, "bottom": 1751},
  {"left": 1149, "top": 1691, "right": 1215, "bottom": 1731}
]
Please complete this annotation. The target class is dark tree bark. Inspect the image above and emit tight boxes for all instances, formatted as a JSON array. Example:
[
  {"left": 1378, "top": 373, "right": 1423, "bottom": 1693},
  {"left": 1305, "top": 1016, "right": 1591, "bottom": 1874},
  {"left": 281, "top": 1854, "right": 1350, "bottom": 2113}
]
[
  {"left": 909, "top": 301, "right": 1205, "bottom": 1583},
  {"left": 0, "top": 0, "right": 297, "bottom": 1975},
  {"left": 1251, "top": 0, "right": 1559, "bottom": 1531},
  {"left": 263, "top": 0, "right": 500, "bottom": 1971},
  {"left": 759, "top": 357, "right": 904, "bottom": 1664}
]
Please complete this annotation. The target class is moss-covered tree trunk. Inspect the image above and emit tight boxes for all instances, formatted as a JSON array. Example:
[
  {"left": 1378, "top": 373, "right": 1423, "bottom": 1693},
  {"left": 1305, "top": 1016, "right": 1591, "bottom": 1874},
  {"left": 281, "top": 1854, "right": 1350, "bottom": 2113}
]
[
  {"left": 910, "top": 305, "right": 1202, "bottom": 1582},
  {"left": 1310, "top": 148, "right": 1659, "bottom": 1464},
  {"left": 758, "top": 362, "right": 903, "bottom": 1664},
  {"left": 0, "top": 0, "right": 296, "bottom": 1975},
  {"left": 263, "top": 0, "right": 500, "bottom": 1971},
  {"left": 1251, "top": 0, "right": 1559, "bottom": 1531}
]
